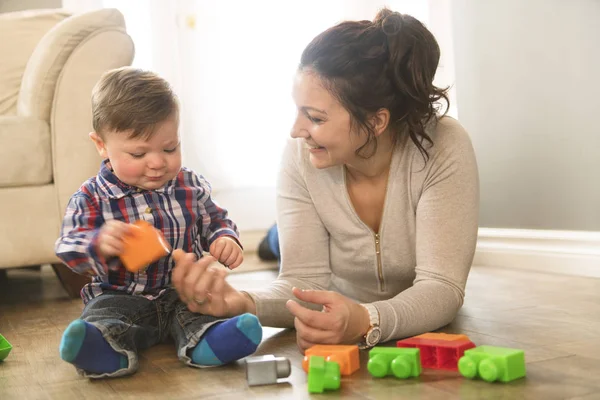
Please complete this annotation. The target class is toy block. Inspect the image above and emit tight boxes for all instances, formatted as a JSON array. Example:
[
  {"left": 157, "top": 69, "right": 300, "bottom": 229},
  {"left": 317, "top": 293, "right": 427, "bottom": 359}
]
[
  {"left": 307, "top": 355, "right": 341, "bottom": 394},
  {"left": 302, "top": 345, "right": 360, "bottom": 376},
  {"left": 397, "top": 336, "right": 476, "bottom": 370},
  {"left": 246, "top": 355, "right": 291, "bottom": 386},
  {"left": 0, "top": 334, "right": 13, "bottom": 361},
  {"left": 458, "top": 345, "right": 526, "bottom": 383},
  {"left": 367, "top": 347, "right": 421, "bottom": 379},
  {"left": 120, "top": 220, "right": 171, "bottom": 272},
  {"left": 415, "top": 332, "right": 471, "bottom": 342}
]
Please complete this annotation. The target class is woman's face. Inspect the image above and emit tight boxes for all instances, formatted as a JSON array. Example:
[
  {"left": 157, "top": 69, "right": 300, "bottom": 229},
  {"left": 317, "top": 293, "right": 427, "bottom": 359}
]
[{"left": 291, "top": 70, "right": 364, "bottom": 169}]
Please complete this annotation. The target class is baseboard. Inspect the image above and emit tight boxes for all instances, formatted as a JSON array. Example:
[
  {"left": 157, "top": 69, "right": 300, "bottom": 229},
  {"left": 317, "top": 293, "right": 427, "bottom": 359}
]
[
  {"left": 232, "top": 229, "right": 278, "bottom": 274},
  {"left": 474, "top": 228, "right": 600, "bottom": 278},
  {"left": 240, "top": 229, "right": 267, "bottom": 254}
]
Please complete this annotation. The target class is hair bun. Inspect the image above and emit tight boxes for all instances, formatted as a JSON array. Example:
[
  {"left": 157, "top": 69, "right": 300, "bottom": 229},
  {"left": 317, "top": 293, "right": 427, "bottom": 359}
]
[{"left": 374, "top": 9, "right": 403, "bottom": 36}]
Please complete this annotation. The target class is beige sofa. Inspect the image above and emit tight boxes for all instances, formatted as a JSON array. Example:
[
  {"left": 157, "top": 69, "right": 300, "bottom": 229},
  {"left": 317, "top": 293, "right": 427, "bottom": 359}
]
[{"left": 0, "top": 8, "right": 134, "bottom": 296}]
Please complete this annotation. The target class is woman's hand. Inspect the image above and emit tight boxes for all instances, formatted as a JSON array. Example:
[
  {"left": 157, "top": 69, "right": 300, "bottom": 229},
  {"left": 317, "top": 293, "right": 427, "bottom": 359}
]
[
  {"left": 171, "top": 249, "right": 254, "bottom": 317},
  {"left": 209, "top": 236, "right": 243, "bottom": 269},
  {"left": 285, "top": 287, "right": 371, "bottom": 353}
]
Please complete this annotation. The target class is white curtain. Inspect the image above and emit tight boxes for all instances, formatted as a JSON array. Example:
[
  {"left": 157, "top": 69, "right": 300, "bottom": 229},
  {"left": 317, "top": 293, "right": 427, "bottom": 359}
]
[{"left": 61, "top": 0, "right": 454, "bottom": 231}]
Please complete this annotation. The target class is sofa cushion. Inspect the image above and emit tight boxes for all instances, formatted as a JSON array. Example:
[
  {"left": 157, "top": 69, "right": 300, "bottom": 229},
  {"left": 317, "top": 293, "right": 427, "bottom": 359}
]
[
  {"left": 18, "top": 8, "right": 126, "bottom": 121},
  {"left": 0, "top": 9, "right": 70, "bottom": 116},
  {"left": 0, "top": 116, "right": 51, "bottom": 187}
]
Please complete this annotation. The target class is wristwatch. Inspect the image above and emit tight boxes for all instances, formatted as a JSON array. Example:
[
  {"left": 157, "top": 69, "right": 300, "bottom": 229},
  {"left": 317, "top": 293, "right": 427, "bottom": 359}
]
[{"left": 358, "top": 303, "right": 381, "bottom": 349}]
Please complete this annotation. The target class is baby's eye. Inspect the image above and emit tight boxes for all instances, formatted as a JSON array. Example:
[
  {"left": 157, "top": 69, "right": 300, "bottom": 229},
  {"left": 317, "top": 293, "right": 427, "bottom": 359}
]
[
  {"left": 165, "top": 143, "right": 180, "bottom": 153},
  {"left": 129, "top": 153, "right": 145, "bottom": 159}
]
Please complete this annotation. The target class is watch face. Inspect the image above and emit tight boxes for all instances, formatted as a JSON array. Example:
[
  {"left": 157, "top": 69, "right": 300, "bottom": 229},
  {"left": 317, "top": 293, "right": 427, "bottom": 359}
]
[{"left": 367, "top": 327, "right": 381, "bottom": 346}]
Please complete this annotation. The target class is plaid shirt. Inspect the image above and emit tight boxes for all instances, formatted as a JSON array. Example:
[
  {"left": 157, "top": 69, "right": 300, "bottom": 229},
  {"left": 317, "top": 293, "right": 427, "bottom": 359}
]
[{"left": 55, "top": 160, "right": 240, "bottom": 304}]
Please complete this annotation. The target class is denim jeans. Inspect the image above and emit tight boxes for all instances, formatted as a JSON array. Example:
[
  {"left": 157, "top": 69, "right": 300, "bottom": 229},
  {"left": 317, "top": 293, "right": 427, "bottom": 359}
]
[
  {"left": 77, "top": 288, "right": 225, "bottom": 378},
  {"left": 266, "top": 224, "right": 280, "bottom": 260}
]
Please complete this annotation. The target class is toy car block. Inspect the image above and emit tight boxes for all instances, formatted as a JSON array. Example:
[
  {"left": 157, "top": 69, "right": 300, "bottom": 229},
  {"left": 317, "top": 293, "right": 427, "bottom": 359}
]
[
  {"left": 458, "top": 345, "right": 526, "bottom": 383},
  {"left": 0, "top": 334, "right": 13, "bottom": 361},
  {"left": 396, "top": 336, "right": 476, "bottom": 370},
  {"left": 302, "top": 344, "right": 360, "bottom": 376},
  {"left": 367, "top": 347, "right": 421, "bottom": 379},
  {"left": 414, "top": 332, "right": 471, "bottom": 342},
  {"left": 245, "top": 354, "right": 291, "bottom": 386},
  {"left": 307, "top": 355, "right": 341, "bottom": 394},
  {"left": 120, "top": 220, "right": 171, "bottom": 272}
]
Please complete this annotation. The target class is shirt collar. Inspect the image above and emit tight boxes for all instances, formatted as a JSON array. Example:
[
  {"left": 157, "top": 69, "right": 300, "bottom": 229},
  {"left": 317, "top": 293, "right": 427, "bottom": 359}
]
[{"left": 96, "top": 159, "right": 177, "bottom": 199}]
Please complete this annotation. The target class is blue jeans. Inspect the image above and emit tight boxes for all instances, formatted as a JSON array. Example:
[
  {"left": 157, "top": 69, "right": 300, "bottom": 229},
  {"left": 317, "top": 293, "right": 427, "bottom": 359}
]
[
  {"left": 78, "top": 288, "right": 225, "bottom": 378},
  {"left": 266, "top": 224, "right": 280, "bottom": 260}
]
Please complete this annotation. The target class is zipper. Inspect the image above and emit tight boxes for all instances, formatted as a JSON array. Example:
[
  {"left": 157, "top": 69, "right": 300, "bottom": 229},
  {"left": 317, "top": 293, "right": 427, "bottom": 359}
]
[
  {"left": 342, "top": 165, "right": 391, "bottom": 294},
  {"left": 374, "top": 233, "right": 385, "bottom": 292}
]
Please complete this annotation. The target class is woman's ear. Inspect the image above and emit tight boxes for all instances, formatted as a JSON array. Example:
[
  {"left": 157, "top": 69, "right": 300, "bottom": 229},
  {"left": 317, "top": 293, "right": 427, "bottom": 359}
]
[
  {"left": 89, "top": 132, "right": 108, "bottom": 158},
  {"left": 370, "top": 108, "right": 390, "bottom": 137}
]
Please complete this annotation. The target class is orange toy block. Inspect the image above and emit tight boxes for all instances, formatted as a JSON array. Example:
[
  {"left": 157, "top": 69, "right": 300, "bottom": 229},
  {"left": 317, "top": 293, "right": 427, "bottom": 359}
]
[
  {"left": 120, "top": 220, "right": 171, "bottom": 272},
  {"left": 302, "top": 345, "right": 360, "bottom": 376},
  {"left": 414, "top": 333, "right": 471, "bottom": 342}
]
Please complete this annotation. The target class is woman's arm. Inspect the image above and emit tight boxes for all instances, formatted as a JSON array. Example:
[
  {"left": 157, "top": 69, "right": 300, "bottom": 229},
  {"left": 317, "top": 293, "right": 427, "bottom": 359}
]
[
  {"left": 373, "top": 119, "right": 480, "bottom": 341},
  {"left": 246, "top": 139, "right": 333, "bottom": 327}
]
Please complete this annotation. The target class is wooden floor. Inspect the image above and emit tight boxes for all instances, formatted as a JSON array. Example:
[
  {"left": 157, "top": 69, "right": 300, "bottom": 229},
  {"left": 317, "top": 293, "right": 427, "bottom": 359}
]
[{"left": 1, "top": 256, "right": 599, "bottom": 400}]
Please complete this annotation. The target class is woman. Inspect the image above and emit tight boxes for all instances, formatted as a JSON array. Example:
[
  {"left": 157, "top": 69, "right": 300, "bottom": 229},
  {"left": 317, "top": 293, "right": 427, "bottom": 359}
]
[{"left": 172, "top": 8, "right": 479, "bottom": 352}]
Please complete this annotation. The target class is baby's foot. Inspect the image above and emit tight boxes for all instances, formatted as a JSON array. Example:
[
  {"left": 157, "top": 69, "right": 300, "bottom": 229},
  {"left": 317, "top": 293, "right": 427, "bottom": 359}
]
[
  {"left": 60, "top": 319, "right": 128, "bottom": 374},
  {"left": 192, "top": 313, "right": 262, "bottom": 366}
]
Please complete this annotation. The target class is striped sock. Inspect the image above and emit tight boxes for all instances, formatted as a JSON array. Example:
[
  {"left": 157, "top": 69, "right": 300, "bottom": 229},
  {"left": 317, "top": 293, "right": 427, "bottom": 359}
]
[
  {"left": 192, "top": 313, "right": 262, "bottom": 366},
  {"left": 60, "top": 319, "right": 128, "bottom": 374}
]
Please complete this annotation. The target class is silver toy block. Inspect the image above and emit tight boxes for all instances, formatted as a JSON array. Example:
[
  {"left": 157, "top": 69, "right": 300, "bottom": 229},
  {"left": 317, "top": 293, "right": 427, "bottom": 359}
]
[{"left": 246, "top": 355, "right": 291, "bottom": 386}]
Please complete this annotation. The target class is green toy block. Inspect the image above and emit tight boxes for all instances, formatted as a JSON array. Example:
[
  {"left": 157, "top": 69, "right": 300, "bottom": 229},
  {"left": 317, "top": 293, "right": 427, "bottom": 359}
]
[
  {"left": 458, "top": 345, "right": 526, "bottom": 383},
  {"left": 307, "top": 355, "right": 341, "bottom": 393},
  {"left": 367, "top": 347, "right": 421, "bottom": 379},
  {"left": 0, "top": 334, "right": 12, "bottom": 361}
]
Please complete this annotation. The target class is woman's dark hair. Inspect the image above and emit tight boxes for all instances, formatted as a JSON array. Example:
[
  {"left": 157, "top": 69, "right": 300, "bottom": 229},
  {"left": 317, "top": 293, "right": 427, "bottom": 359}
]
[{"left": 299, "top": 7, "right": 449, "bottom": 161}]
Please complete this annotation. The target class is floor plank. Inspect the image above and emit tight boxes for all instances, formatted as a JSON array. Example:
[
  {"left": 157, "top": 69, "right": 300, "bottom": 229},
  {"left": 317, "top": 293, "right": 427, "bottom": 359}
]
[{"left": 1, "top": 260, "right": 599, "bottom": 399}]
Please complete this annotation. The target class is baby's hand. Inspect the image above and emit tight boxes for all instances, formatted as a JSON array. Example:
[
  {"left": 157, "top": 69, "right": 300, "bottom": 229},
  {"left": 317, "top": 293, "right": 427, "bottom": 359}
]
[
  {"left": 209, "top": 236, "right": 243, "bottom": 269},
  {"left": 97, "top": 220, "right": 131, "bottom": 259}
]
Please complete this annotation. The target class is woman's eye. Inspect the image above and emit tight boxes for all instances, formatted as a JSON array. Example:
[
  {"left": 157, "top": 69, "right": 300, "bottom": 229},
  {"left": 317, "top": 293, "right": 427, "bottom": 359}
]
[{"left": 308, "top": 115, "right": 324, "bottom": 124}]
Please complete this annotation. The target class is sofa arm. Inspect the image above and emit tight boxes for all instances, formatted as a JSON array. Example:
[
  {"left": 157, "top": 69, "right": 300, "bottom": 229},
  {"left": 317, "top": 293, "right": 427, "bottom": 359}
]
[
  {"left": 28, "top": 9, "right": 135, "bottom": 217},
  {"left": 53, "top": 22, "right": 135, "bottom": 216},
  {"left": 0, "top": 116, "right": 50, "bottom": 187},
  {"left": 17, "top": 8, "right": 129, "bottom": 122}
]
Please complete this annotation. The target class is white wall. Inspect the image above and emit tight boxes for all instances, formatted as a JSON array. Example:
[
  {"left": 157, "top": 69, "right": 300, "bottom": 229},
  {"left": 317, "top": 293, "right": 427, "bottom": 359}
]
[{"left": 452, "top": 0, "right": 600, "bottom": 231}]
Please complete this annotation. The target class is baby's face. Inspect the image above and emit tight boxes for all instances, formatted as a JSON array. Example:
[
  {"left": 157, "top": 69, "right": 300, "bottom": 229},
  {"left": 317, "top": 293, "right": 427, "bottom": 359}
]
[{"left": 95, "top": 113, "right": 182, "bottom": 190}]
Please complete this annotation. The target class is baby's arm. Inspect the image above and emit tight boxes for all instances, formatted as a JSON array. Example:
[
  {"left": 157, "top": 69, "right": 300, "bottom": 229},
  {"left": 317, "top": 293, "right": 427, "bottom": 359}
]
[{"left": 54, "top": 193, "right": 111, "bottom": 276}]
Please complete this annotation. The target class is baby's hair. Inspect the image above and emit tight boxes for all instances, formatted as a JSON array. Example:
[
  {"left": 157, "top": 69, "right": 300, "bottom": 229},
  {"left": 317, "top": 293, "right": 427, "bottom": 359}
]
[{"left": 92, "top": 67, "right": 178, "bottom": 139}]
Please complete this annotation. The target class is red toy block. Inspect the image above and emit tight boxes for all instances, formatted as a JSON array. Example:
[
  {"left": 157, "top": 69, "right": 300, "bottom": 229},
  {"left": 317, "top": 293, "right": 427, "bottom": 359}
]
[
  {"left": 302, "top": 345, "right": 360, "bottom": 376},
  {"left": 120, "top": 220, "right": 171, "bottom": 272},
  {"left": 397, "top": 335, "right": 476, "bottom": 371}
]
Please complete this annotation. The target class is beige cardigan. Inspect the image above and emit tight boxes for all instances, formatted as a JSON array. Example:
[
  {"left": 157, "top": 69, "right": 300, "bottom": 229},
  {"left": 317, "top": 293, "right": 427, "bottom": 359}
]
[{"left": 248, "top": 117, "right": 479, "bottom": 342}]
